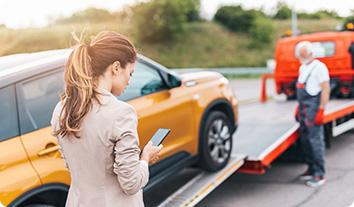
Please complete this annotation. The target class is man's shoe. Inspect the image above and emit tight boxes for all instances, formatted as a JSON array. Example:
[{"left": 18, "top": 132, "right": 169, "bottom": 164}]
[
  {"left": 306, "top": 176, "right": 326, "bottom": 187},
  {"left": 299, "top": 170, "right": 313, "bottom": 181}
]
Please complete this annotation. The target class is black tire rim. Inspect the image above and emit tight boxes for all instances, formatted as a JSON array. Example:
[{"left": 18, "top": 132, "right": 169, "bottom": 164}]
[{"left": 207, "top": 118, "right": 231, "bottom": 164}]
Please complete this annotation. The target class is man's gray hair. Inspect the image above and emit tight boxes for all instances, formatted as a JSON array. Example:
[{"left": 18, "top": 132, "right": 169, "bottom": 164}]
[{"left": 295, "top": 41, "right": 313, "bottom": 57}]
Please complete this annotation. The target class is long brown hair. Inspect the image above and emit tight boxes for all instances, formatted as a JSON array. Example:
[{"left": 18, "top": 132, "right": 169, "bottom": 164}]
[{"left": 54, "top": 31, "right": 137, "bottom": 138}]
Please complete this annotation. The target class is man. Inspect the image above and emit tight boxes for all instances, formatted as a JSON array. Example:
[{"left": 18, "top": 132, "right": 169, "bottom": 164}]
[{"left": 294, "top": 41, "right": 330, "bottom": 187}]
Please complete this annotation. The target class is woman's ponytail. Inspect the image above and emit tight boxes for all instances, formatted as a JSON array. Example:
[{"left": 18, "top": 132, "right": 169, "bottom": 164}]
[{"left": 55, "top": 32, "right": 100, "bottom": 138}]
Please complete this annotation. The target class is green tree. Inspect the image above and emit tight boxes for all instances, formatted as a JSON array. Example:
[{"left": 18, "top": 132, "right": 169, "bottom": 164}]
[
  {"left": 213, "top": 5, "right": 273, "bottom": 47},
  {"left": 186, "top": 0, "right": 200, "bottom": 22},
  {"left": 273, "top": 3, "right": 291, "bottom": 19},
  {"left": 132, "top": 0, "right": 199, "bottom": 42},
  {"left": 214, "top": 6, "right": 258, "bottom": 32}
]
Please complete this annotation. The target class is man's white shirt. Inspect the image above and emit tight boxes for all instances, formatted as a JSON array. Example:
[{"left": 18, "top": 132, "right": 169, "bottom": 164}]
[{"left": 297, "top": 59, "right": 330, "bottom": 96}]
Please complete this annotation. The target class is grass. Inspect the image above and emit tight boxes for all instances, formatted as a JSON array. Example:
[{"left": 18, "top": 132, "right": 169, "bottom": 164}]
[
  {"left": 0, "top": 18, "right": 342, "bottom": 68},
  {"left": 138, "top": 22, "right": 266, "bottom": 67}
]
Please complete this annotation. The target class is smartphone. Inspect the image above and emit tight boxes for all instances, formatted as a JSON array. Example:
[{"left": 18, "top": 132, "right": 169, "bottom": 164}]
[{"left": 150, "top": 128, "right": 170, "bottom": 146}]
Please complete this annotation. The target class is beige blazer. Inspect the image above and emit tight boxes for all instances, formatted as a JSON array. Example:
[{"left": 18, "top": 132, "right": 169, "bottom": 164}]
[{"left": 50, "top": 88, "right": 149, "bottom": 207}]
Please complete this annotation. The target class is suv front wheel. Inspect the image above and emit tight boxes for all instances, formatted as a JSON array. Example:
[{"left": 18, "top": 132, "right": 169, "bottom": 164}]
[{"left": 198, "top": 111, "right": 233, "bottom": 172}]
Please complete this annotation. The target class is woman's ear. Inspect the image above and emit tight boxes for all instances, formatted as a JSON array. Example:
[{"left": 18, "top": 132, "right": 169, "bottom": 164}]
[{"left": 112, "top": 61, "right": 121, "bottom": 75}]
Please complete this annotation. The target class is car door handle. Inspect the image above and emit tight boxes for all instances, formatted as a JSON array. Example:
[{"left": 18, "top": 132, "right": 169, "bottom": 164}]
[{"left": 37, "top": 145, "right": 59, "bottom": 156}]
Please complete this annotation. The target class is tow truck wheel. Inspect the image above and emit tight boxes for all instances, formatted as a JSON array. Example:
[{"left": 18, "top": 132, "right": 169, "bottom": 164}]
[{"left": 199, "top": 111, "right": 233, "bottom": 172}]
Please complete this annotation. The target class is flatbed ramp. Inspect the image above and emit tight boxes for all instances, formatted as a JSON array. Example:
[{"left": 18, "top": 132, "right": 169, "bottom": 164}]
[
  {"left": 235, "top": 100, "right": 299, "bottom": 173},
  {"left": 158, "top": 155, "right": 245, "bottom": 207},
  {"left": 157, "top": 99, "right": 354, "bottom": 207}
]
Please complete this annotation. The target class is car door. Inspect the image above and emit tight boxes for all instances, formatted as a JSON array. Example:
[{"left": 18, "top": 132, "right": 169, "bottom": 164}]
[
  {"left": 0, "top": 85, "right": 41, "bottom": 205},
  {"left": 16, "top": 68, "right": 70, "bottom": 185},
  {"left": 118, "top": 60, "right": 196, "bottom": 162}
]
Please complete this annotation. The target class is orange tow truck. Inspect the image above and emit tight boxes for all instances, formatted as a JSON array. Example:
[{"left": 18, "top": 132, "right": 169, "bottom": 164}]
[{"left": 274, "top": 31, "right": 354, "bottom": 99}]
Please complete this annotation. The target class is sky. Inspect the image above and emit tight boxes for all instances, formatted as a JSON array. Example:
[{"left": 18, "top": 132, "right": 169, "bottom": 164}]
[{"left": 0, "top": 0, "right": 353, "bottom": 29}]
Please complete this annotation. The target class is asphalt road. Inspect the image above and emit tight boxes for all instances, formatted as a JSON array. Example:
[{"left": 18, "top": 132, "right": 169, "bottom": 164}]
[
  {"left": 228, "top": 78, "right": 276, "bottom": 103},
  {"left": 145, "top": 79, "right": 354, "bottom": 207}
]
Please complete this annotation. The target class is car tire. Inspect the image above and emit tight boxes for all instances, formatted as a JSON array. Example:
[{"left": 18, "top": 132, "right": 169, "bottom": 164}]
[{"left": 198, "top": 111, "right": 233, "bottom": 172}]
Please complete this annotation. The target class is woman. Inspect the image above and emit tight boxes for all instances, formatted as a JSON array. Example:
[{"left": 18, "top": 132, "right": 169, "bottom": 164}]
[{"left": 50, "top": 31, "right": 162, "bottom": 207}]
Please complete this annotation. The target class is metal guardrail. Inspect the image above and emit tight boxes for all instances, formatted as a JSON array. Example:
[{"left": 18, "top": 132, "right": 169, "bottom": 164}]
[{"left": 172, "top": 67, "right": 271, "bottom": 75}]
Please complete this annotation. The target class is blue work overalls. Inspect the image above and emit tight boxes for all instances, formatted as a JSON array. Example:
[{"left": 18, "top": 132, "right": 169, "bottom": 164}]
[{"left": 296, "top": 65, "right": 325, "bottom": 177}]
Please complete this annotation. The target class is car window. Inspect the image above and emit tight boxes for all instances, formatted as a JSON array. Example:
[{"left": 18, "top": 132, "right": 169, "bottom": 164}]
[
  {"left": 118, "top": 61, "right": 167, "bottom": 101},
  {"left": 0, "top": 85, "right": 20, "bottom": 141},
  {"left": 295, "top": 41, "right": 336, "bottom": 58},
  {"left": 17, "top": 69, "right": 64, "bottom": 134}
]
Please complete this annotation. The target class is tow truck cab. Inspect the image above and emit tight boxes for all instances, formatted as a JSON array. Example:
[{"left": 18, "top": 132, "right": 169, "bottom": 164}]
[{"left": 274, "top": 31, "right": 354, "bottom": 99}]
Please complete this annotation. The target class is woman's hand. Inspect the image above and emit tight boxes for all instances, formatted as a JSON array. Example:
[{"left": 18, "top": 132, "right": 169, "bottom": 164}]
[{"left": 141, "top": 141, "right": 163, "bottom": 165}]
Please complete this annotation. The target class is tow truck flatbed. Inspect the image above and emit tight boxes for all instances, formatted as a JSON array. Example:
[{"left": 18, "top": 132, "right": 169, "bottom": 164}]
[
  {"left": 236, "top": 99, "right": 354, "bottom": 174},
  {"left": 235, "top": 100, "right": 298, "bottom": 173},
  {"left": 156, "top": 99, "right": 354, "bottom": 207}
]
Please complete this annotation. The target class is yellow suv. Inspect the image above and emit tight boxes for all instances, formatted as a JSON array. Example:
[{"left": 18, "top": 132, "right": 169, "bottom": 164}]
[{"left": 0, "top": 49, "right": 238, "bottom": 207}]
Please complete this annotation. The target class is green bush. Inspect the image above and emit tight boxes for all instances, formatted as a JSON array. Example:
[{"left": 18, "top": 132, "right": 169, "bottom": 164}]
[
  {"left": 273, "top": 3, "right": 291, "bottom": 19},
  {"left": 55, "top": 8, "right": 114, "bottom": 24},
  {"left": 250, "top": 17, "right": 274, "bottom": 47},
  {"left": 298, "top": 12, "right": 320, "bottom": 20},
  {"left": 213, "top": 6, "right": 261, "bottom": 32},
  {"left": 185, "top": 0, "right": 200, "bottom": 22},
  {"left": 213, "top": 5, "right": 273, "bottom": 47},
  {"left": 132, "top": 0, "right": 199, "bottom": 42},
  {"left": 298, "top": 10, "right": 340, "bottom": 20}
]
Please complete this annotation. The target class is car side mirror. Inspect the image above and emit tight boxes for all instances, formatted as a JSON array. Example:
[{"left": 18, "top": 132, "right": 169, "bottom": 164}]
[{"left": 166, "top": 73, "right": 182, "bottom": 88}]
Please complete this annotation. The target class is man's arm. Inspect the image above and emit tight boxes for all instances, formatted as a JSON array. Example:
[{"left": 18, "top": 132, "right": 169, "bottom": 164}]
[{"left": 319, "top": 81, "right": 330, "bottom": 109}]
